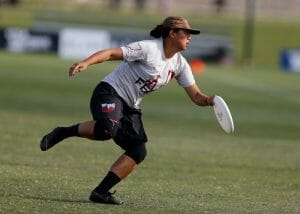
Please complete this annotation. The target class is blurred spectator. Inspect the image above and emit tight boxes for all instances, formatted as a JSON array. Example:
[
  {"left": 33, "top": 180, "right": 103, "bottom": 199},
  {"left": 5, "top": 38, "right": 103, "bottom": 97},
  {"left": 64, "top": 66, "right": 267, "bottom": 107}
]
[
  {"left": 158, "top": 0, "right": 173, "bottom": 13},
  {"left": 135, "top": 0, "right": 146, "bottom": 10},
  {"left": 213, "top": 0, "right": 226, "bottom": 13},
  {"left": 0, "top": 0, "right": 20, "bottom": 6},
  {"left": 109, "top": 0, "right": 122, "bottom": 9}
]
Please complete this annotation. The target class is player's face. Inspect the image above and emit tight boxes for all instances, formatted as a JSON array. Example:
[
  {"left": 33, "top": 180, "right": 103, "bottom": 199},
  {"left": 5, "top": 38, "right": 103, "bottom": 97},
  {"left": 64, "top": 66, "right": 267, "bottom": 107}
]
[{"left": 174, "top": 29, "right": 191, "bottom": 51}]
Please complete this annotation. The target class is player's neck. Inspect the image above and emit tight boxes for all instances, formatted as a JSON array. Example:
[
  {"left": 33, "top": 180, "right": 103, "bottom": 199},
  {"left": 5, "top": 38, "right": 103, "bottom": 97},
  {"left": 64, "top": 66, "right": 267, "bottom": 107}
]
[{"left": 163, "top": 40, "right": 178, "bottom": 59}]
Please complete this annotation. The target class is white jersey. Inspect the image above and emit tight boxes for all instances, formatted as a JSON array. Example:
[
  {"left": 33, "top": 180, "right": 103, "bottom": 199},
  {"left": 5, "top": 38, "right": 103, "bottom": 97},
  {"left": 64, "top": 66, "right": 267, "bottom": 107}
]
[{"left": 103, "top": 39, "right": 195, "bottom": 109}]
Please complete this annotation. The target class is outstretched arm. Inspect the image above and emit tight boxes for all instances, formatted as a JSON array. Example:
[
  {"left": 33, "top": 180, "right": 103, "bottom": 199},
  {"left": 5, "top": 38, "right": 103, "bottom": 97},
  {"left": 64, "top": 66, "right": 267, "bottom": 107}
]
[
  {"left": 69, "top": 48, "right": 123, "bottom": 77},
  {"left": 184, "top": 84, "right": 215, "bottom": 106}
]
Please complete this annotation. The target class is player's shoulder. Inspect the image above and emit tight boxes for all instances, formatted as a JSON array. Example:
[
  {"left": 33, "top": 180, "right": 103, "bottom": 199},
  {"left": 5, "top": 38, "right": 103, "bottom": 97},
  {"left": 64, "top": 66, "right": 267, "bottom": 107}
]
[
  {"left": 175, "top": 52, "right": 188, "bottom": 63},
  {"left": 172, "top": 52, "right": 190, "bottom": 70},
  {"left": 137, "top": 39, "right": 161, "bottom": 48},
  {"left": 122, "top": 39, "right": 157, "bottom": 52}
]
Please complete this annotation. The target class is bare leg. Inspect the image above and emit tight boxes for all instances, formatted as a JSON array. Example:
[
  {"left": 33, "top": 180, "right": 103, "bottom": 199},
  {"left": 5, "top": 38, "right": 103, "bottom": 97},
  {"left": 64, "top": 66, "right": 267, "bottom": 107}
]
[
  {"left": 110, "top": 154, "right": 137, "bottom": 179},
  {"left": 78, "top": 120, "right": 96, "bottom": 139}
]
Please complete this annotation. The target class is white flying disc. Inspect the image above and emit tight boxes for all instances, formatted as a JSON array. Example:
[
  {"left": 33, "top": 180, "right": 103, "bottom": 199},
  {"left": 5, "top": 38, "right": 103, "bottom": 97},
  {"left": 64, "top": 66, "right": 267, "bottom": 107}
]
[{"left": 213, "top": 96, "right": 234, "bottom": 133}]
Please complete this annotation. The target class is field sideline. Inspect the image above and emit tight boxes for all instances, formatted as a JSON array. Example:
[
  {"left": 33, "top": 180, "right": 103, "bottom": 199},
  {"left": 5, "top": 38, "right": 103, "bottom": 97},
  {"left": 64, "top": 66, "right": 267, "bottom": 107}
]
[{"left": 0, "top": 51, "right": 299, "bottom": 213}]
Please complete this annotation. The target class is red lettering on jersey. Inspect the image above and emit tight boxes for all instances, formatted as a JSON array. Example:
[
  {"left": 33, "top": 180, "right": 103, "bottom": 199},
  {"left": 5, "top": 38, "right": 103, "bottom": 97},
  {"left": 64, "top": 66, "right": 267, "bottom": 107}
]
[{"left": 165, "top": 70, "right": 175, "bottom": 84}]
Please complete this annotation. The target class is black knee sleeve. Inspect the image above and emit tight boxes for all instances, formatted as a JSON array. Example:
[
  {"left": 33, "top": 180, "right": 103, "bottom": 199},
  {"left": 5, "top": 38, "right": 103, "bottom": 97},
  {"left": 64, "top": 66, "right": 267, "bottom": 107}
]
[
  {"left": 125, "top": 143, "right": 147, "bottom": 164},
  {"left": 113, "top": 114, "right": 148, "bottom": 146},
  {"left": 93, "top": 119, "right": 120, "bottom": 141}
]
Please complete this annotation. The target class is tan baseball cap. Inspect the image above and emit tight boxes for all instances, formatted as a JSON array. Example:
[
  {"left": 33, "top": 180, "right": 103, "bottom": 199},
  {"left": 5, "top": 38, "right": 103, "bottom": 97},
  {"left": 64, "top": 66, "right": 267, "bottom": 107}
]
[{"left": 162, "top": 16, "right": 200, "bottom": 34}]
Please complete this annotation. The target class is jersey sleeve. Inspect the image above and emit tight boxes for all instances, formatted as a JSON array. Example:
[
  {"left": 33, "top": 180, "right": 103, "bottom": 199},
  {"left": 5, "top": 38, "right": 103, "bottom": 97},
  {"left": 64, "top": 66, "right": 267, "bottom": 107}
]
[
  {"left": 175, "top": 55, "right": 196, "bottom": 87},
  {"left": 121, "top": 41, "right": 147, "bottom": 62}
]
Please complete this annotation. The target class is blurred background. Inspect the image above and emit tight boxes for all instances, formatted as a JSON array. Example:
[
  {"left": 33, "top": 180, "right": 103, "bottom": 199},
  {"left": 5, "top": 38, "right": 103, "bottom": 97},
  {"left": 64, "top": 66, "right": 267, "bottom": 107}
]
[
  {"left": 0, "top": 0, "right": 300, "bottom": 71},
  {"left": 1, "top": 1, "right": 300, "bottom": 213}
]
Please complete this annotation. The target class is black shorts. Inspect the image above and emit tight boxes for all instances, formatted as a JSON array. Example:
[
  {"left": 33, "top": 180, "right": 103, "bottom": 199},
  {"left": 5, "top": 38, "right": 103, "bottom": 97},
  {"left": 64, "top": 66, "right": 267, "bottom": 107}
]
[{"left": 90, "top": 82, "right": 148, "bottom": 150}]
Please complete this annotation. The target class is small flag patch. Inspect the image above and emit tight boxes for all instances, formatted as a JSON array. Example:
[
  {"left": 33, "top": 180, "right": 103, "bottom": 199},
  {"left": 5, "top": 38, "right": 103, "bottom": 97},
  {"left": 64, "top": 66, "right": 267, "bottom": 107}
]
[{"left": 101, "top": 103, "right": 116, "bottom": 113}]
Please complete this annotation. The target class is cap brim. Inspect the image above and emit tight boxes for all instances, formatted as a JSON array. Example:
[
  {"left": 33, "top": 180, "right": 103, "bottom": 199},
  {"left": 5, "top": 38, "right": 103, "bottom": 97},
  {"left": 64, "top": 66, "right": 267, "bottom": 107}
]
[{"left": 187, "top": 29, "right": 200, "bottom": 35}]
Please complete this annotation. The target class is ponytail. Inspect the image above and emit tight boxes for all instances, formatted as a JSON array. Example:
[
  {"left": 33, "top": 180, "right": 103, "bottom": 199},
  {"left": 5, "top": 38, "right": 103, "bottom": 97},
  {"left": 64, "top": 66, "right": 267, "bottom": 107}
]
[
  {"left": 150, "top": 24, "right": 163, "bottom": 38},
  {"left": 150, "top": 24, "right": 172, "bottom": 39}
]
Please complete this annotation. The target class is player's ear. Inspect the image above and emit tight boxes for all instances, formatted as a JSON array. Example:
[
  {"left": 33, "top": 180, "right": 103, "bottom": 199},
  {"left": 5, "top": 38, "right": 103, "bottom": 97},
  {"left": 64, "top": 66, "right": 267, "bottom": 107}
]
[{"left": 169, "top": 29, "right": 176, "bottom": 38}]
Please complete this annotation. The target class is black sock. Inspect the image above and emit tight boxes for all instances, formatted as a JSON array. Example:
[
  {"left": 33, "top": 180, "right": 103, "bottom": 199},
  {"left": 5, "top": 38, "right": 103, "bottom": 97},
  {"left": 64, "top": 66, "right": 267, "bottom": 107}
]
[
  {"left": 62, "top": 124, "right": 80, "bottom": 138},
  {"left": 94, "top": 171, "right": 121, "bottom": 194}
]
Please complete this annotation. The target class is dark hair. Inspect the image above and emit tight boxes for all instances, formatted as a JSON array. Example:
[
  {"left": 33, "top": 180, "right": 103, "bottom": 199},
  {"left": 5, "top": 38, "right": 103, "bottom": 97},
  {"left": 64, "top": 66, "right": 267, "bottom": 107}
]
[{"left": 150, "top": 25, "right": 180, "bottom": 39}]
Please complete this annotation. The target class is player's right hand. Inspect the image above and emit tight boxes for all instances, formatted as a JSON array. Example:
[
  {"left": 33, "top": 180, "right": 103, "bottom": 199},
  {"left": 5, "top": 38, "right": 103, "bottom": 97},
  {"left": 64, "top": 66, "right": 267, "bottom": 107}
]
[
  {"left": 207, "top": 95, "right": 215, "bottom": 106},
  {"left": 69, "top": 62, "right": 88, "bottom": 77}
]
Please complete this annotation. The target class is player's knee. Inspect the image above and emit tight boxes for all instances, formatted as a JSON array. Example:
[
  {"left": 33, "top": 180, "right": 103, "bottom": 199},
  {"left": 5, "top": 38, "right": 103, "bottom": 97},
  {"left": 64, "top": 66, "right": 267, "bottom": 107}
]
[
  {"left": 125, "top": 144, "right": 147, "bottom": 164},
  {"left": 93, "top": 119, "right": 120, "bottom": 141}
]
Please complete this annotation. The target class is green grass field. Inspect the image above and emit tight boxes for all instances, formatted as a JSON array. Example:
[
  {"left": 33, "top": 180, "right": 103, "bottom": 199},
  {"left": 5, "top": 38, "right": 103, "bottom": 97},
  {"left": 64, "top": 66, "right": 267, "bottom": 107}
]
[{"left": 0, "top": 51, "right": 300, "bottom": 213}]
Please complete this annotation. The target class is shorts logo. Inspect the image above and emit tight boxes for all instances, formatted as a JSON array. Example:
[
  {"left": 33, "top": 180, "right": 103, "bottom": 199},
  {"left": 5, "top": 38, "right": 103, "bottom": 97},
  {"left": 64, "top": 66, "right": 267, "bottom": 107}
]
[{"left": 101, "top": 103, "right": 116, "bottom": 113}]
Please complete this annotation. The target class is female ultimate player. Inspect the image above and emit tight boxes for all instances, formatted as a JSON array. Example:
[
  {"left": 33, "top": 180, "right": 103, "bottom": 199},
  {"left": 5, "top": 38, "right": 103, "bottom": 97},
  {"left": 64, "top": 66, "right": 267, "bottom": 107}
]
[{"left": 40, "top": 16, "right": 215, "bottom": 205}]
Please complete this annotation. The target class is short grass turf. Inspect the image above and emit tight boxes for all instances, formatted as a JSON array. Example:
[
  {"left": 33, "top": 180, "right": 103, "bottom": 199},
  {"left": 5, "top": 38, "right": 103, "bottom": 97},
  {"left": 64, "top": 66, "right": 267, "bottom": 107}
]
[{"left": 0, "top": 51, "right": 299, "bottom": 213}]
